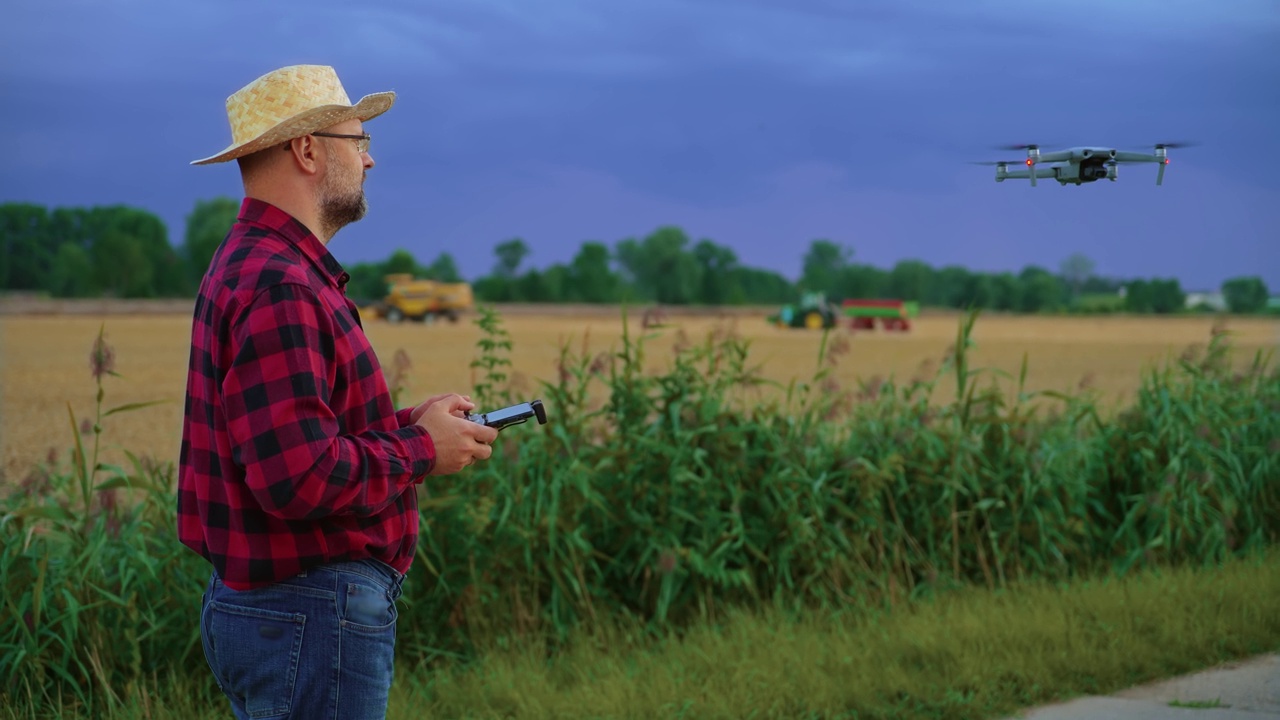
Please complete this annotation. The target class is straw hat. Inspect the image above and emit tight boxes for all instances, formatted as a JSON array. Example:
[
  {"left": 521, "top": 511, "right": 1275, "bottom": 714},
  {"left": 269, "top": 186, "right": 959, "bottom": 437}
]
[{"left": 191, "top": 64, "right": 395, "bottom": 165}]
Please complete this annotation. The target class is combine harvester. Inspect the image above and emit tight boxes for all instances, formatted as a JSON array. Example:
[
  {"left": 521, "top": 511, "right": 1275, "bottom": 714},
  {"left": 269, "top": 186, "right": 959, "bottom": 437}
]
[
  {"left": 369, "top": 273, "right": 474, "bottom": 324},
  {"left": 841, "top": 299, "right": 919, "bottom": 332}
]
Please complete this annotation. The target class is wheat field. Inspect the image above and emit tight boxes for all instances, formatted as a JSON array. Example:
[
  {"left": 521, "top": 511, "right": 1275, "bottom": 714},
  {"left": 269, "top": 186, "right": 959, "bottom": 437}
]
[{"left": 1, "top": 306, "right": 1276, "bottom": 483}]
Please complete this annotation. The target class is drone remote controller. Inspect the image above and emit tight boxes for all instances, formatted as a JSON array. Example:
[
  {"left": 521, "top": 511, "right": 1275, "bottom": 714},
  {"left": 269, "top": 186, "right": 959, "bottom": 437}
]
[{"left": 466, "top": 399, "right": 548, "bottom": 430}]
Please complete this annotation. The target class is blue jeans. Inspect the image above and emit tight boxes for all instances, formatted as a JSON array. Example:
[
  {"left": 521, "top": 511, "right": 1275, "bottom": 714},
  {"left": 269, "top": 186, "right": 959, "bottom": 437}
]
[{"left": 200, "top": 558, "right": 405, "bottom": 720}]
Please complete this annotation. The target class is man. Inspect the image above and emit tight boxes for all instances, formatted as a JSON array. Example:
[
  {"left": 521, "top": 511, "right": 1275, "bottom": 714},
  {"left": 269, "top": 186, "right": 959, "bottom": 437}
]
[{"left": 178, "top": 64, "right": 499, "bottom": 720}]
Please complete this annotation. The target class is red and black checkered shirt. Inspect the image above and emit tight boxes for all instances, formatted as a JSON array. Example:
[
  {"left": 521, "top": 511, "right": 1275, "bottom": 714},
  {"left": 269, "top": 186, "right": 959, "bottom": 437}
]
[{"left": 177, "top": 198, "right": 435, "bottom": 590}]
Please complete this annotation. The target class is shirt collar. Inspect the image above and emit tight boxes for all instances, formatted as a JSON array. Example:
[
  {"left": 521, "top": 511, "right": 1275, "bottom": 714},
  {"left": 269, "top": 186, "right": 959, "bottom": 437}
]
[{"left": 236, "top": 197, "right": 351, "bottom": 290}]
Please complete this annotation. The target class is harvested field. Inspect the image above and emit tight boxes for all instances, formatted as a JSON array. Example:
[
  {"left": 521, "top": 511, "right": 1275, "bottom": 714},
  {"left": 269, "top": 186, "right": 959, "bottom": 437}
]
[{"left": 1, "top": 302, "right": 1276, "bottom": 484}]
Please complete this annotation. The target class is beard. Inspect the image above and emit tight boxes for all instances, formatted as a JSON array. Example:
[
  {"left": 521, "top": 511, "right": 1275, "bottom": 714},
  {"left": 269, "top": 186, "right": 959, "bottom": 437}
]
[{"left": 317, "top": 165, "right": 368, "bottom": 238}]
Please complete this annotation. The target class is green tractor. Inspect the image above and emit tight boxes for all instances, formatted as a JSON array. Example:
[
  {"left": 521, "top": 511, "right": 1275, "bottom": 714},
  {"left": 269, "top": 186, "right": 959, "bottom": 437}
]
[{"left": 768, "top": 292, "right": 838, "bottom": 330}]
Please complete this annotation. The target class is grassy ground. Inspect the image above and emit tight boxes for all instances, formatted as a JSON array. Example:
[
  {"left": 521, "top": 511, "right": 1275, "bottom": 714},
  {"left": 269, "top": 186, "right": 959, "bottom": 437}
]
[{"left": 5, "top": 547, "right": 1277, "bottom": 720}]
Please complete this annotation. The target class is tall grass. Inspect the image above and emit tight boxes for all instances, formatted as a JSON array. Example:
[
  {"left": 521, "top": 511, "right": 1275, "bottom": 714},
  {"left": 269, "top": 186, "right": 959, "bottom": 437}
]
[
  {"left": 1, "top": 325, "right": 209, "bottom": 713},
  {"left": 404, "top": 309, "right": 1278, "bottom": 659},
  {"left": 1, "top": 309, "right": 1277, "bottom": 716}
]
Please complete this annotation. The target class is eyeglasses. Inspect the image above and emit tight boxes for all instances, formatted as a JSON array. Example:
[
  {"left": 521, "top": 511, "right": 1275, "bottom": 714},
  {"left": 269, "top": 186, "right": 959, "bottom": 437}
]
[{"left": 310, "top": 132, "right": 371, "bottom": 154}]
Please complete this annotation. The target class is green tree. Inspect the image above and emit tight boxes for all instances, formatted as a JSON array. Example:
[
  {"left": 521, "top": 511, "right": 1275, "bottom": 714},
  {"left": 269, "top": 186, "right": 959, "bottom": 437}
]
[
  {"left": 990, "top": 272, "right": 1022, "bottom": 311},
  {"left": 183, "top": 197, "right": 239, "bottom": 286},
  {"left": 494, "top": 238, "right": 530, "bottom": 279},
  {"left": 1148, "top": 278, "right": 1186, "bottom": 314},
  {"left": 474, "top": 240, "right": 531, "bottom": 302},
  {"left": 517, "top": 265, "right": 570, "bottom": 302},
  {"left": 47, "top": 243, "right": 94, "bottom": 297},
  {"left": 422, "top": 252, "right": 462, "bottom": 282},
  {"left": 383, "top": 248, "right": 422, "bottom": 277},
  {"left": 514, "top": 268, "right": 545, "bottom": 301},
  {"left": 957, "top": 273, "right": 995, "bottom": 309},
  {"left": 930, "top": 265, "right": 972, "bottom": 307},
  {"left": 1221, "top": 276, "right": 1269, "bottom": 314},
  {"left": 1019, "top": 266, "right": 1063, "bottom": 313},
  {"left": 693, "top": 239, "right": 740, "bottom": 305},
  {"left": 833, "top": 263, "right": 886, "bottom": 301},
  {"left": 346, "top": 262, "right": 391, "bottom": 303},
  {"left": 1123, "top": 280, "right": 1153, "bottom": 313},
  {"left": 114, "top": 206, "right": 184, "bottom": 297},
  {"left": 569, "top": 241, "right": 618, "bottom": 303},
  {"left": 1081, "top": 275, "right": 1121, "bottom": 294},
  {"left": 885, "top": 260, "right": 932, "bottom": 302},
  {"left": 0, "top": 202, "right": 53, "bottom": 291},
  {"left": 615, "top": 226, "right": 701, "bottom": 304},
  {"left": 1059, "top": 252, "right": 1096, "bottom": 302},
  {"left": 92, "top": 230, "right": 153, "bottom": 298},
  {"left": 730, "top": 267, "right": 796, "bottom": 304},
  {"left": 800, "top": 239, "right": 852, "bottom": 295}
]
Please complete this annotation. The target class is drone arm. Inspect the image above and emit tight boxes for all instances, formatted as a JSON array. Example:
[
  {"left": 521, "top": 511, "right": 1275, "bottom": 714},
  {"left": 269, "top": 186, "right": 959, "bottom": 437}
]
[
  {"left": 1035, "top": 150, "right": 1073, "bottom": 163},
  {"left": 1002, "top": 166, "right": 1055, "bottom": 182},
  {"left": 1112, "top": 151, "right": 1159, "bottom": 163}
]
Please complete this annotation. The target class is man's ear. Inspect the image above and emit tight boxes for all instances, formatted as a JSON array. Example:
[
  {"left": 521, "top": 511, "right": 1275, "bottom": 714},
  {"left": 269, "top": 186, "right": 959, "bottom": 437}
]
[{"left": 285, "top": 135, "right": 323, "bottom": 176}]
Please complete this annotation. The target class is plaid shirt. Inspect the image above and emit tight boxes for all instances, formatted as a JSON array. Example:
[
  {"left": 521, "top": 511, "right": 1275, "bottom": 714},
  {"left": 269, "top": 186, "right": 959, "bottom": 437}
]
[{"left": 177, "top": 198, "right": 435, "bottom": 591}]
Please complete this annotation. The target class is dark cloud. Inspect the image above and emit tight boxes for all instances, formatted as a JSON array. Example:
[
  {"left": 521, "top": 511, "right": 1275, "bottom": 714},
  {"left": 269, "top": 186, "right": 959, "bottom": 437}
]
[{"left": 0, "top": 0, "right": 1276, "bottom": 288}]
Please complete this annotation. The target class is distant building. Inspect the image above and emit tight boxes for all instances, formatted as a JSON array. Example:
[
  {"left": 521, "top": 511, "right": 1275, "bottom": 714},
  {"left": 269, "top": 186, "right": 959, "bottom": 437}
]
[{"left": 1185, "top": 291, "right": 1227, "bottom": 311}]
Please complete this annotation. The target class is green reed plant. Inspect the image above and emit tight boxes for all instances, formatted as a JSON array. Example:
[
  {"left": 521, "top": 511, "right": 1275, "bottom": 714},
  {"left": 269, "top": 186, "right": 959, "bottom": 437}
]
[
  {"left": 398, "top": 308, "right": 1279, "bottom": 665},
  {"left": 0, "top": 326, "right": 209, "bottom": 714},
  {"left": 1091, "top": 323, "right": 1279, "bottom": 572}
]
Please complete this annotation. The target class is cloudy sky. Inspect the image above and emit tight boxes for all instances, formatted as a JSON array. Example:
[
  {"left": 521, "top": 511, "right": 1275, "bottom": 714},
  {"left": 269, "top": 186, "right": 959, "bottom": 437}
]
[{"left": 2, "top": 0, "right": 1277, "bottom": 290}]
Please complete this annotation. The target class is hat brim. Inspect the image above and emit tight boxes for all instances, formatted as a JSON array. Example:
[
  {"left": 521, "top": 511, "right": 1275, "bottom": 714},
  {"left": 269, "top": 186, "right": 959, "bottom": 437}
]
[{"left": 190, "top": 91, "right": 395, "bottom": 166}]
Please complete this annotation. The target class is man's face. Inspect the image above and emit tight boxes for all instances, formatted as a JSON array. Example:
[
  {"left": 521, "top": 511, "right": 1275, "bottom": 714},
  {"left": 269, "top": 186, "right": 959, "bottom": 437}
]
[{"left": 316, "top": 120, "right": 373, "bottom": 236}]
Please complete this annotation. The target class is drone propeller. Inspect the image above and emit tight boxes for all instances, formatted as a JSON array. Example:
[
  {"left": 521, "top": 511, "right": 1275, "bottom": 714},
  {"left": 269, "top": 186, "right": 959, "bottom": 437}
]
[
  {"left": 1006, "top": 145, "right": 1041, "bottom": 187},
  {"left": 1149, "top": 142, "right": 1197, "bottom": 185},
  {"left": 992, "top": 143, "right": 1074, "bottom": 186}
]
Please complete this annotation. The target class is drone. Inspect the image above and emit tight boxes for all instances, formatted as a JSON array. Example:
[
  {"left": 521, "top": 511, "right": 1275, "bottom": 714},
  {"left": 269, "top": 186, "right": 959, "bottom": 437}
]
[{"left": 973, "top": 142, "right": 1196, "bottom": 186}]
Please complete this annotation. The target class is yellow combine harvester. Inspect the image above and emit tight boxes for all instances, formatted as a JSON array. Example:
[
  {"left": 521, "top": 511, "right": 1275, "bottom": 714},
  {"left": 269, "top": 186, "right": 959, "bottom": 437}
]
[{"left": 370, "top": 273, "right": 474, "bottom": 324}]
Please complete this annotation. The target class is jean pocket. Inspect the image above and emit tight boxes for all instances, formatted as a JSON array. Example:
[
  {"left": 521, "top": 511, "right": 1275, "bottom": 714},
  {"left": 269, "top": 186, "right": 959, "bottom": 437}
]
[
  {"left": 208, "top": 601, "right": 306, "bottom": 719},
  {"left": 340, "top": 581, "right": 397, "bottom": 633}
]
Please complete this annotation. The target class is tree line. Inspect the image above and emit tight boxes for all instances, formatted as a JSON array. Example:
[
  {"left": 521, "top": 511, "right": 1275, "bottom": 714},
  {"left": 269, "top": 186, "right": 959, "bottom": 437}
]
[{"left": 1, "top": 199, "right": 1273, "bottom": 315}]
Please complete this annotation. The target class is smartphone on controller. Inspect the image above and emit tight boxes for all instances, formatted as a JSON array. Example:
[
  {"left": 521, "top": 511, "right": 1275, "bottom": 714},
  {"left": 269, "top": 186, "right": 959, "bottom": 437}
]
[{"left": 466, "top": 399, "right": 548, "bottom": 430}]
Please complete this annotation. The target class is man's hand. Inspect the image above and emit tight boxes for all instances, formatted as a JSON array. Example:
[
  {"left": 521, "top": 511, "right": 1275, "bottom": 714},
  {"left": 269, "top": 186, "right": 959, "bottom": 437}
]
[
  {"left": 408, "top": 393, "right": 471, "bottom": 425},
  {"left": 415, "top": 394, "right": 499, "bottom": 475}
]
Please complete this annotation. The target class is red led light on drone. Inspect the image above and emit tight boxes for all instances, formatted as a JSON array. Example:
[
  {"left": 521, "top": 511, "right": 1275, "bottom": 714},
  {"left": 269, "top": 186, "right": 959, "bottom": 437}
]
[{"left": 1025, "top": 158, "right": 1034, "bottom": 166}]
